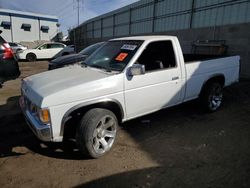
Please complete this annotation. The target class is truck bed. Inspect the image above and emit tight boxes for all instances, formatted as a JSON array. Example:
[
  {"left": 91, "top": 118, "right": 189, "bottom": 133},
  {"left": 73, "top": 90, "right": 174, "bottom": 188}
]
[
  {"left": 183, "top": 54, "right": 227, "bottom": 63},
  {"left": 183, "top": 55, "right": 240, "bottom": 102}
]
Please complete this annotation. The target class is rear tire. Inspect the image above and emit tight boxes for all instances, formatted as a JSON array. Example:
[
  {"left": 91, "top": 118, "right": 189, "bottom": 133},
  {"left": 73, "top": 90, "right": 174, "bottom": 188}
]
[
  {"left": 26, "top": 53, "right": 37, "bottom": 62},
  {"left": 76, "top": 108, "right": 118, "bottom": 158},
  {"left": 200, "top": 82, "right": 223, "bottom": 112}
]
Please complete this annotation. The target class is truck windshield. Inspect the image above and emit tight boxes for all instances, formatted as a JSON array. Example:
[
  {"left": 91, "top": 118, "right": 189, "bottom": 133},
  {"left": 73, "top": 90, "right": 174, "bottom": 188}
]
[{"left": 83, "top": 40, "right": 143, "bottom": 72}]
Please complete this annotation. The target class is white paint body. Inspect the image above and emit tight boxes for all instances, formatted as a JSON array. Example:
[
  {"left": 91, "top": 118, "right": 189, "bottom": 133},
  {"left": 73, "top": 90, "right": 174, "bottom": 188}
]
[
  {"left": 21, "top": 36, "right": 240, "bottom": 142},
  {"left": 17, "top": 42, "right": 66, "bottom": 60}
]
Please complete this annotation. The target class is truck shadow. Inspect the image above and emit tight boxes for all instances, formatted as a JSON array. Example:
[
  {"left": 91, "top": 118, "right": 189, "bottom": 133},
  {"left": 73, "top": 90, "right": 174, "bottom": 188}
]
[
  {"left": 75, "top": 81, "right": 250, "bottom": 188},
  {"left": 0, "top": 94, "right": 204, "bottom": 160},
  {"left": 0, "top": 96, "right": 86, "bottom": 160}
]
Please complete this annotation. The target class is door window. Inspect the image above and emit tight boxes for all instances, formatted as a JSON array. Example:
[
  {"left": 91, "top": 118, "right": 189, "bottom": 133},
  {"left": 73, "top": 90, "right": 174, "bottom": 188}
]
[
  {"left": 51, "top": 43, "right": 64, "bottom": 48},
  {"left": 137, "top": 41, "right": 177, "bottom": 72},
  {"left": 39, "top": 44, "right": 48, "bottom": 50}
]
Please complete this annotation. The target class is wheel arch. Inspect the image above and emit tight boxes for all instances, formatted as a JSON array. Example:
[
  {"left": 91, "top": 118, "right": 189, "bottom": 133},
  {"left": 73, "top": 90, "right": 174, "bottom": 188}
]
[
  {"left": 60, "top": 99, "right": 124, "bottom": 137},
  {"left": 199, "top": 74, "right": 225, "bottom": 96}
]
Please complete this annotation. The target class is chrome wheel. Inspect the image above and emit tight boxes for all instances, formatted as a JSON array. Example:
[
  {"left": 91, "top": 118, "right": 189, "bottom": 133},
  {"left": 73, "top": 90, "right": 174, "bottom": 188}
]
[
  {"left": 92, "top": 115, "right": 117, "bottom": 154},
  {"left": 76, "top": 108, "right": 118, "bottom": 158}
]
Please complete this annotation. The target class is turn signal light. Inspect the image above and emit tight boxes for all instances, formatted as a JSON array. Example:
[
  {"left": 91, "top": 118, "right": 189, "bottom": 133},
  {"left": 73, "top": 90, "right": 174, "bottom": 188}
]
[{"left": 38, "top": 108, "right": 50, "bottom": 124}]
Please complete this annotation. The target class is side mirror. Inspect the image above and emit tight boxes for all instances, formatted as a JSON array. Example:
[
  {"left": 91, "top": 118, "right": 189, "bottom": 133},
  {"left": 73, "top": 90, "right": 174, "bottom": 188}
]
[{"left": 128, "top": 64, "right": 145, "bottom": 76}]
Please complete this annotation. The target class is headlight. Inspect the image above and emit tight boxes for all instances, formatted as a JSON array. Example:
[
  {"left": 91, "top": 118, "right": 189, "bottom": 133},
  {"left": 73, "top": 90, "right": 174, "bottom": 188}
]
[{"left": 37, "top": 108, "right": 51, "bottom": 124}]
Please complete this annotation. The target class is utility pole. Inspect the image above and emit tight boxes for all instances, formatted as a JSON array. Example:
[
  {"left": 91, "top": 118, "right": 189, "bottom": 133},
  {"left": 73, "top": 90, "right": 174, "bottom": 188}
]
[
  {"left": 77, "top": 0, "right": 80, "bottom": 25},
  {"left": 73, "top": 0, "right": 83, "bottom": 26},
  {"left": 73, "top": 0, "right": 83, "bottom": 52}
]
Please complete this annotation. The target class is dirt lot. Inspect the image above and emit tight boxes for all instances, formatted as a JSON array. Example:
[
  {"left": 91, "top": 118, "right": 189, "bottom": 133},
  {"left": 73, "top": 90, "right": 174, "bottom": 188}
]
[{"left": 0, "top": 61, "right": 250, "bottom": 188}]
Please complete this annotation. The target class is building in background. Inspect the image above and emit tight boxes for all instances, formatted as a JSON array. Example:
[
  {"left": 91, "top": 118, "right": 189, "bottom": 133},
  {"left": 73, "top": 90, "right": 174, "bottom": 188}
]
[
  {"left": 0, "top": 8, "right": 59, "bottom": 43},
  {"left": 69, "top": 0, "right": 250, "bottom": 78}
]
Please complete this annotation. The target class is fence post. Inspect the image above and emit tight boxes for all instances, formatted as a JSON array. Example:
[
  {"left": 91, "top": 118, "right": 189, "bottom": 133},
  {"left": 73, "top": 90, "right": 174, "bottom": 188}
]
[
  {"left": 113, "top": 14, "right": 115, "bottom": 37},
  {"left": 129, "top": 8, "right": 132, "bottom": 35},
  {"left": 152, "top": 0, "right": 158, "bottom": 33},
  {"left": 190, "top": 0, "right": 195, "bottom": 29},
  {"left": 101, "top": 18, "right": 103, "bottom": 39}
]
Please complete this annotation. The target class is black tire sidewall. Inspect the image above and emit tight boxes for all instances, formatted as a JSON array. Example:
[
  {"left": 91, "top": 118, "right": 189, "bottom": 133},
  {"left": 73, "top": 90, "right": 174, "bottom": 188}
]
[
  {"left": 201, "top": 82, "right": 223, "bottom": 112},
  {"left": 26, "top": 53, "right": 36, "bottom": 62},
  {"left": 76, "top": 108, "right": 118, "bottom": 158}
]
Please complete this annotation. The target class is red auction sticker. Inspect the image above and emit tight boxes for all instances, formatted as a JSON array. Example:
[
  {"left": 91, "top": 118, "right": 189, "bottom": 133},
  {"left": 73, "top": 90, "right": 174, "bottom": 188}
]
[{"left": 115, "top": 53, "right": 128, "bottom": 61}]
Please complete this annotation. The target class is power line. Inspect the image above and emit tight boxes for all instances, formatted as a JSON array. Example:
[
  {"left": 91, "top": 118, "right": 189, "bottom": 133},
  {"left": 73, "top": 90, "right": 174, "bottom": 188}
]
[
  {"left": 59, "top": 11, "right": 76, "bottom": 19},
  {"left": 54, "top": 1, "right": 73, "bottom": 15},
  {"left": 87, "top": 0, "right": 137, "bottom": 8},
  {"left": 57, "top": 7, "right": 74, "bottom": 17}
]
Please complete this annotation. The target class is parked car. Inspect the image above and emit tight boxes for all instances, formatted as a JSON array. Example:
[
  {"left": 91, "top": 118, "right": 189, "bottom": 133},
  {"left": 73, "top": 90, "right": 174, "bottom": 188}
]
[
  {"left": 52, "top": 45, "right": 76, "bottom": 59},
  {"left": 48, "top": 42, "right": 105, "bottom": 70},
  {"left": 16, "top": 42, "right": 66, "bottom": 62},
  {"left": 9, "top": 42, "right": 27, "bottom": 53},
  {"left": 20, "top": 36, "right": 240, "bottom": 158},
  {"left": 0, "top": 31, "right": 20, "bottom": 87}
]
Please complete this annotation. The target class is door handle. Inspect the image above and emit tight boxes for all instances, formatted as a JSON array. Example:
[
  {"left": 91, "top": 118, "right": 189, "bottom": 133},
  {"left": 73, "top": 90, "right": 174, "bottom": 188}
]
[{"left": 172, "top": 76, "right": 179, "bottom": 81}]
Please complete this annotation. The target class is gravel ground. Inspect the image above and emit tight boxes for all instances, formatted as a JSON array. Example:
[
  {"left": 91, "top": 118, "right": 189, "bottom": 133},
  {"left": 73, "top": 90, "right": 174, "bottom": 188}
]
[{"left": 0, "top": 61, "right": 250, "bottom": 188}]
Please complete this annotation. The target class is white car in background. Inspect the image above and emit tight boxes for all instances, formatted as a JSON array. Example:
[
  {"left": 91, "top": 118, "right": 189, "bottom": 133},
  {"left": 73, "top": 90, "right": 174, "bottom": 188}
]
[{"left": 17, "top": 42, "right": 66, "bottom": 62}]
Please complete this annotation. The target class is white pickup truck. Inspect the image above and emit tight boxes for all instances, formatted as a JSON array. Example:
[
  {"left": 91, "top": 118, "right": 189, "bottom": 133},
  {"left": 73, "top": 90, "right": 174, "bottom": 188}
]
[{"left": 20, "top": 36, "right": 240, "bottom": 158}]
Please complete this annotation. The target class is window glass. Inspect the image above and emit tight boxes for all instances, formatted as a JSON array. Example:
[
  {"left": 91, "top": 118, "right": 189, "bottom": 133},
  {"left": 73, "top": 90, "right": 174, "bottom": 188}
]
[
  {"left": 84, "top": 40, "right": 143, "bottom": 72},
  {"left": 137, "top": 41, "right": 176, "bottom": 72},
  {"left": 9, "top": 43, "right": 18, "bottom": 47},
  {"left": 39, "top": 44, "right": 48, "bottom": 49},
  {"left": 47, "top": 44, "right": 52, "bottom": 49},
  {"left": 51, "top": 43, "right": 64, "bottom": 48},
  {"left": 79, "top": 42, "right": 105, "bottom": 56}
]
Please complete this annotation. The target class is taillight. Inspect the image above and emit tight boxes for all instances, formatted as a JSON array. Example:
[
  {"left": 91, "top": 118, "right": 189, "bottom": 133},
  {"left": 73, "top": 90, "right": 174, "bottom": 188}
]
[{"left": 1, "top": 43, "right": 14, "bottom": 59}]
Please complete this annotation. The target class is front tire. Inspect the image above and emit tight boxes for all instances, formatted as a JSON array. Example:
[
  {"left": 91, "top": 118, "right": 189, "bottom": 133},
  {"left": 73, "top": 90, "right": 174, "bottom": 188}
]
[
  {"left": 76, "top": 108, "right": 118, "bottom": 158},
  {"left": 201, "top": 82, "right": 223, "bottom": 112},
  {"left": 26, "top": 53, "right": 37, "bottom": 62}
]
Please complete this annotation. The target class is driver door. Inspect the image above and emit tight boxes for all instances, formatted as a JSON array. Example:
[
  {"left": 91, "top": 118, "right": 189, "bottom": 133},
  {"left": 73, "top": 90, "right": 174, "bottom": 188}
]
[{"left": 124, "top": 40, "right": 182, "bottom": 119}]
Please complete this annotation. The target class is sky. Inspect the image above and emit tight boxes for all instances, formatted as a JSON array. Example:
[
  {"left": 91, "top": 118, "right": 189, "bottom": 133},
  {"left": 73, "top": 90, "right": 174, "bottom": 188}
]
[{"left": 0, "top": 0, "right": 139, "bottom": 35}]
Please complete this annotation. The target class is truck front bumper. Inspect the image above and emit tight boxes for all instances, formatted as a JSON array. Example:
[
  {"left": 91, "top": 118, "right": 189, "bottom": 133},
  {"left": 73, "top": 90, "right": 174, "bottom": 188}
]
[{"left": 20, "top": 96, "right": 52, "bottom": 142}]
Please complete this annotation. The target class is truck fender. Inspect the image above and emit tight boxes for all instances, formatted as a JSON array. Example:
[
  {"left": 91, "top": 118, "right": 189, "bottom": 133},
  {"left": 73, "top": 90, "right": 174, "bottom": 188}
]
[
  {"left": 199, "top": 73, "right": 225, "bottom": 95},
  {"left": 60, "top": 98, "right": 124, "bottom": 137}
]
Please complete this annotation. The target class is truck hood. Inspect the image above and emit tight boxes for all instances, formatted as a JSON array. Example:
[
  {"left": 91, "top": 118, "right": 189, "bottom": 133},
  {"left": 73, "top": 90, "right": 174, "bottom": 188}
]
[{"left": 22, "top": 65, "right": 122, "bottom": 107}]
